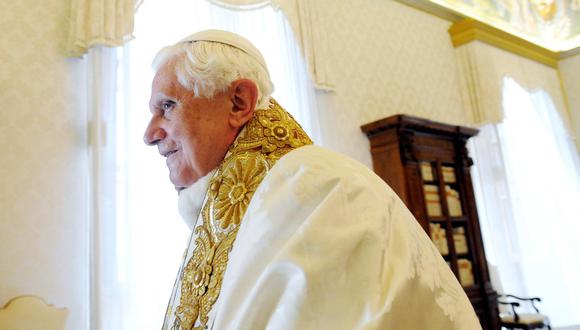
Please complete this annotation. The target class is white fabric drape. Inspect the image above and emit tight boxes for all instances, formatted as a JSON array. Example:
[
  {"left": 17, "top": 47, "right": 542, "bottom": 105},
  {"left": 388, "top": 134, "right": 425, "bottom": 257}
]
[
  {"left": 66, "top": 0, "right": 140, "bottom": 56},
  {"left": 468, "top": 125, "right": 527, "bottom": 296},
  {"left": 455, "top": 41, "right": 571, "bottom": 127},
  {"left": 86, "top": 46, "right": 124, "bottom": 330},
  {"left": 173, "top": 145, "right": 480, "bottom": 329},
  {"left": 469, "top": 77, "right": 580, "bottom": 327}
]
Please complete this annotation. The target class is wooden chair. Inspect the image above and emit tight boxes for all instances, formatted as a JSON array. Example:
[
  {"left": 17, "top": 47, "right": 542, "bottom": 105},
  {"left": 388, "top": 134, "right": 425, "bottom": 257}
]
[
  {"left": 0, "top": 296, "right": 68, "bottom": 330},
  {"left": 499, "top": 294, "right": 551, "bottom": 330}
]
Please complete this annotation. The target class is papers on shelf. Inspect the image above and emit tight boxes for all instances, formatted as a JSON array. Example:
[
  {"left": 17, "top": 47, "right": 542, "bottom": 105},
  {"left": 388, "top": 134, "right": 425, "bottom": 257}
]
[
  {"left": 424, "top": 184, "right": 442, "bottom": 217},
  {"left": 442, "top": 166, "right": 456, "bottom": 183},
  {"left": 445, "top": 185, "right": 463, "bottom": 217},
  {"left": 453, "top": 226, "right": 468, "bottom": 254},
  {"left": 420, "top": 162, "right": 434, "bottom": 181},
  {"left": 429, "top": 223, "right": 449, "bottom": 255},
  {"left": 458, "top": 258, "right": 474, "bottom": 287}
]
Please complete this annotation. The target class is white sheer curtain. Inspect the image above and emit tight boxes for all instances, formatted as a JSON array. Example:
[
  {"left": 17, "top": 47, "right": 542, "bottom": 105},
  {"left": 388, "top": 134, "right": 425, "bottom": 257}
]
[
  {"left": 86, "top": 46, "right": 125, "bottom": 330},
  {"left": 468, "top": 124, "right": 528, "bottom": 295},
  {"left": 470, "top": 77, "right": 580, "bottom": 327},
  {"left": 95, "top": 1, "right": 321, "bottom": 329}
]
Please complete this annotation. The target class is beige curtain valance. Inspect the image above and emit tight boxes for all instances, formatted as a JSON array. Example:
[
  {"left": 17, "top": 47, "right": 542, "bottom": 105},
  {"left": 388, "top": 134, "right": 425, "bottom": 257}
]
[
  {"left": 66, "top": 0, "right": 335, "bottom": 90},
  {"left": 455, "top": 41, "right": 569, "bottom": 128},
  {"left": 66, "top": 0, "right": 141, "bottom": 56},
  {"left": 450, "top": 20, "right": 569, "bottom": 127},
  {"left": 207, "top": 0, "right": 271, "bottom": 10}
]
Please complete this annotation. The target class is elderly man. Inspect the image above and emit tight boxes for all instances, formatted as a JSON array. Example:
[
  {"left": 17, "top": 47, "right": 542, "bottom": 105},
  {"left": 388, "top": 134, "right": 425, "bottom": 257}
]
[{"left": 144, "top": 30, "right": 480, "bottom": 330}]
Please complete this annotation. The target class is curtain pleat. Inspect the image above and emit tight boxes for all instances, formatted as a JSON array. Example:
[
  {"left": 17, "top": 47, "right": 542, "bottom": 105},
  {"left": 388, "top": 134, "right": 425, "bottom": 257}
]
[
  {"left": 66, "top": 0, "right": 139, "bottom": 56},
  {"left": 208, "top": 0, "right": 336, "bottom": 91},
  {"left": 273, "top": 0, "right": 335, "bottom": 91},
  {"left": 455, "top": 42, "right": 510, "bottom": 125}
]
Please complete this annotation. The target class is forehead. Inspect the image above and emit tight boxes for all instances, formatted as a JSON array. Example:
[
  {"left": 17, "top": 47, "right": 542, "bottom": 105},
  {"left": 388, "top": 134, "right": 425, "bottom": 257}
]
[
  {"left": 150, "top": 60, "right": 185, "bottom": 103},
  {"left": 153, "top": 58, "right": 176, "bottom": 83}
]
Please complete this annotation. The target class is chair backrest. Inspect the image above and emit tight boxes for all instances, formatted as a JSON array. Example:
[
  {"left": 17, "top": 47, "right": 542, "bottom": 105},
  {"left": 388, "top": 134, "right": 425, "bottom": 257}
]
[
  {"left": 488, "top": 263, "right": 504, "bottom": 293},
  {"left": 0, "top": 296, "right": 68, "bottom": 330},
  {"left": 488, "top": 264, "right": 510, "bottom": 314}
]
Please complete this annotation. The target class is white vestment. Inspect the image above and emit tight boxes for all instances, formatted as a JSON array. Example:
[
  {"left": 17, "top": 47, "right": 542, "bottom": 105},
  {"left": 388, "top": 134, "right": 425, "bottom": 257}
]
[{"left": 168, "top": 145, "right": 481, "bottom": 330}]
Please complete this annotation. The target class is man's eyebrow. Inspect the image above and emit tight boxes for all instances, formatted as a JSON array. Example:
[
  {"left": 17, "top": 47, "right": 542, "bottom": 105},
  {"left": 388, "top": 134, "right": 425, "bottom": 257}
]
[
  {"left": 151, "top": 92, "right": 176, "bottom": 105},
  {"left": 154, "top": 92, "right": 170, "bottom": 100},
  {"left": 149, "top": 93, "right": 168, "bottom": 111}
]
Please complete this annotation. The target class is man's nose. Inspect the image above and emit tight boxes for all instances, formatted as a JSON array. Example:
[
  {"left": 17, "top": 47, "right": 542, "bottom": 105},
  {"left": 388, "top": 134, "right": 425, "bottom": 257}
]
[{"left": 143, "top": 119, "right": 166, "bottom": 146}]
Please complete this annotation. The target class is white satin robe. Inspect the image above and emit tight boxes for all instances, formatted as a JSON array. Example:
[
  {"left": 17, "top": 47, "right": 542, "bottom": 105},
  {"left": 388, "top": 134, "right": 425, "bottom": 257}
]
[{"left": 169, "top": 145, "right": 481, "bottom": 330}]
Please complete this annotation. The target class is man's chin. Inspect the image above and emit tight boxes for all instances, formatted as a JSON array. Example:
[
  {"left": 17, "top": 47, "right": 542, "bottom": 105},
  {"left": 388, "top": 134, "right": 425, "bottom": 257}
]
[
  {"left": 174, "top": 179, "right": 196, "bottom": 192},
  {"left": 174, "top": 170, "right": 218, "bottom": 194},
  {"left": 172, "top": 179, "right": 194, "bottom": 192},
  {"left": 169, "top": 173, "right": 195, "bottom": 192},
  {"left": 170, "top": 178, "right": 191, "bottom": 192}
]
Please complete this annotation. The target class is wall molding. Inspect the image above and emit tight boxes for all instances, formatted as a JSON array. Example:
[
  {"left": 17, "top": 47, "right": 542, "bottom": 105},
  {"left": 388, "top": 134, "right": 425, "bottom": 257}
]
[{"left": 448, "top": 19, "right": 560, "bottom": 68}]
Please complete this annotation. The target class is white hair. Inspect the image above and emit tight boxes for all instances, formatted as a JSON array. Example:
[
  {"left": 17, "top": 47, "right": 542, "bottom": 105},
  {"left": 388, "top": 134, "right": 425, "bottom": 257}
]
[{"left": 152, "top": 41, "right": 274, "bottom": 109}]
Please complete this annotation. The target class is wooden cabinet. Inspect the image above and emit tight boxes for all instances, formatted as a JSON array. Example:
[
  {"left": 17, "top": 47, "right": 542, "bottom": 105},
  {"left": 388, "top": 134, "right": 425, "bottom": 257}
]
[{"left": 361, "top": 114, "right": 499, "bottom": 330}]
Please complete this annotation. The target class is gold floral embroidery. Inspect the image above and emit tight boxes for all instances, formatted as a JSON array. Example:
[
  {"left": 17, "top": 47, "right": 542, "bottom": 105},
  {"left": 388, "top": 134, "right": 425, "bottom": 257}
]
[
  {"left": 233, "top": 100, "right": 312, "bottom": 156},
  {"left": 169, "top": 99, "right": 312, "bottom": 329},
  {"left": 212, "top": 157, "right": 268, "bottom": 230}
]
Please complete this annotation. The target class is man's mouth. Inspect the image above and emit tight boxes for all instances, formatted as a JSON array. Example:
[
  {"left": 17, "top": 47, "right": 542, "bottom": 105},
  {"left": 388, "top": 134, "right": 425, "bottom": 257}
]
[{"left": 165, "top": 150, "right": 178, "bottom": 157}]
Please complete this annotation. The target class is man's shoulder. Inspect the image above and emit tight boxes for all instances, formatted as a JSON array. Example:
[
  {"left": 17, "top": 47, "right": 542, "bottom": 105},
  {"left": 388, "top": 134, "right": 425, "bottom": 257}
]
[
  {"left": 275, "top": 145, "right": 375, "bottom": 178},
  {"left": 258, "top": 145, "right": 397, "bottom": 206}
]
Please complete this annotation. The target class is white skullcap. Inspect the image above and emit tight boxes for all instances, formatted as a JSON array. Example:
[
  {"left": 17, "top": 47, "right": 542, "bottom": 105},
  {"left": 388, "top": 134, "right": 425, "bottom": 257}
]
[{"left": 179, "top": 29, "right": 268, "bottom": 72}]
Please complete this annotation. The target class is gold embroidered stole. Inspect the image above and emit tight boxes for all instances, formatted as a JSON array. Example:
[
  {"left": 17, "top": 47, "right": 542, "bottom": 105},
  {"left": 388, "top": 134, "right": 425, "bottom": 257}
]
[{"left": 171, "top": 99, "right": 312, "bottom": 329}]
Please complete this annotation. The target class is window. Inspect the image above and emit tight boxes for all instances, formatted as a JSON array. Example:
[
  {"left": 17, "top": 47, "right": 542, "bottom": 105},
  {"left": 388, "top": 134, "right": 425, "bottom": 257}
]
[
  {"left": 470, "top": 77, "right": 580, "bottom": 327},
  {"left": 95, "top": 1, "right": 320, "bottom": 328}
]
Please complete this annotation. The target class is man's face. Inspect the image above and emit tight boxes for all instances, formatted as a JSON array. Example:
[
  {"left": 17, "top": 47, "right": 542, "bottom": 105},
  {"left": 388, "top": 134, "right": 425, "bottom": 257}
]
[{"left": 144, "top": 60, "right": 235, "bottom": 190}]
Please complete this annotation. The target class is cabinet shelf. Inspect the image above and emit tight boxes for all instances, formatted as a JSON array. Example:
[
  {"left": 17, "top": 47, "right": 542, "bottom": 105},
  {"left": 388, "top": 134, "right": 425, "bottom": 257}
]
[
  {"left": 362, "top": 114, "right": 498, "bottom": 329},
  {"left": 428, "top": 216, "right": 467, "bottom": 222}
]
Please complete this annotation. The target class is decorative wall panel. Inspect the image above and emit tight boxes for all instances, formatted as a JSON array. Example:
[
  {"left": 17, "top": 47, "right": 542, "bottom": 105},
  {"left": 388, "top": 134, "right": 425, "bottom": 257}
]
[
  {"left": 0, "top": 0, "right": 89, "bottom": 329},
  {"left": 313, "top": 0, "right": 468, "bottom": 167}
]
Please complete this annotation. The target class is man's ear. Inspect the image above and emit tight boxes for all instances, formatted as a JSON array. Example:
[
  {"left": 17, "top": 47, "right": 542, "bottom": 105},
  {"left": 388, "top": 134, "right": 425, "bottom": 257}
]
[{"left": 229, "top": 79, "right": 258, "bottom": 129}]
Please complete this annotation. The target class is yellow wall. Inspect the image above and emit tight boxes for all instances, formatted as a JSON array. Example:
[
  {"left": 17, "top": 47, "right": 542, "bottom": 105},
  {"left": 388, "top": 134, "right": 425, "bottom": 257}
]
[{"left": 0, "top": 1, "right": 89, "bottom": 329}]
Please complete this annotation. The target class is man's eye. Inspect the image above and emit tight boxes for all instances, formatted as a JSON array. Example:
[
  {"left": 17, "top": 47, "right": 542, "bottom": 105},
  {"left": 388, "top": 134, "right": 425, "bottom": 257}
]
[{"left": 161, "top": 101, "right": 175, "bottom": 112}]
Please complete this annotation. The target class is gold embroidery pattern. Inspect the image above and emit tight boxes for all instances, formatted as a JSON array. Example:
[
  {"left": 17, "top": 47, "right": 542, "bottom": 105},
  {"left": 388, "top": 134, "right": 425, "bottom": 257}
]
[{"left": 170, "top": 99, "right": 312, "bottom": 329}]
